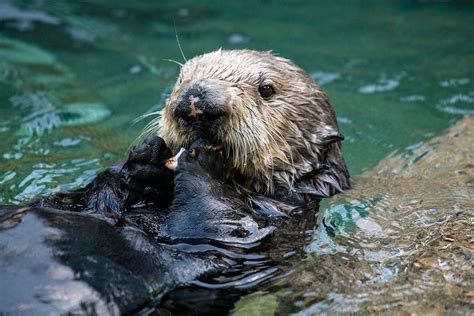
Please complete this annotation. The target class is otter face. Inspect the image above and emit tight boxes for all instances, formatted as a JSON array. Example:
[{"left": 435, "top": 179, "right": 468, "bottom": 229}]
[{"left": 147, "top": 49, "right": 350, "bottom": 196}]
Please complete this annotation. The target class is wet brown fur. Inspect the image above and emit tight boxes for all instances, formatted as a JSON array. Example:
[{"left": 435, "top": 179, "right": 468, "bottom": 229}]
[{"left": 141, "top": 49, "right": 350, "bottom": 197}]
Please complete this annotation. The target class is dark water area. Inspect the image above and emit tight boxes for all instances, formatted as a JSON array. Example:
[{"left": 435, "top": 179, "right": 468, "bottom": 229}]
[{"left": 0, "top": 0, "right": 473, "bottom": 314}]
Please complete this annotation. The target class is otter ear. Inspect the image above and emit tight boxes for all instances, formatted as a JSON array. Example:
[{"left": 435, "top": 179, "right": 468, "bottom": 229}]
[
  {"left": 296, "top": 130, "right": 351, "bottom": 198},
  {"left": 312, "top": 127, "right": 344, "bottom": 146}
]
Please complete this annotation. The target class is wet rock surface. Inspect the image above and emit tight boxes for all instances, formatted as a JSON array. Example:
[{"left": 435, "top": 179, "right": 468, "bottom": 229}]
[{"left": 233, "top": 117, "right": 474, "bottom": 315}]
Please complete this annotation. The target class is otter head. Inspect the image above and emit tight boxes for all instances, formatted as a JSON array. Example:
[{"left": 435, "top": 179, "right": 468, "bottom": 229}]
[{"left": 146, "top": 49, "right": 351, "bottom": 197}]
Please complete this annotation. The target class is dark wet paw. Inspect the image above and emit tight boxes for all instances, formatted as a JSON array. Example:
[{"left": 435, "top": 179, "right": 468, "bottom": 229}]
[
  {"left": 125, "top": 136, "right": 172, "bottom": 167},
  {"left": 178, "top": 140, "right": 226, "bottom": 179},
  {"left": 122, "top": 136, "right": 174, "bottom": 207}
]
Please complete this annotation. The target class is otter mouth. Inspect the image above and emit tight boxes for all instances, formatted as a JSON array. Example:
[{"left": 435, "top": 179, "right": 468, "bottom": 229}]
[
  {"left": 176, "top": 117, "right": 226, "bottom": 151},
  {"left": 187, "top": 140, "right": 225, "bottom": 154},
  {"left": 165, "top": 143, "right": 225, "bottom": 171}
]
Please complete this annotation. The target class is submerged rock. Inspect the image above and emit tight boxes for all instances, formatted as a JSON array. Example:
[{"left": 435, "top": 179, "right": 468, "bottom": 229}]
[
  {"left": 18, "top": 102, "right": 111, "bottom": 136},
  {"left": 56, "top": 103, "right": 112, "bottom": 127},
  {"left": 0, "top": 36, "right": 56, "bottom": 65}
]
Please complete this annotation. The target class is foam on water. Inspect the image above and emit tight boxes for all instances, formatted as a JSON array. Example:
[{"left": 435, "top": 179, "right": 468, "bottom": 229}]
[{"left": 358, "top": 73, "right": 405, "bottom": 94}]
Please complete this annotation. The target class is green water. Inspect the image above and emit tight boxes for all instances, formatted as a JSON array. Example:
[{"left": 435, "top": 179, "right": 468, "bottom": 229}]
[
  {"left": 1, "top": 0, "right": 473, "bottom": 203},
  {"left": 0, "top": 1, "right": 473, "bottom": 312}
]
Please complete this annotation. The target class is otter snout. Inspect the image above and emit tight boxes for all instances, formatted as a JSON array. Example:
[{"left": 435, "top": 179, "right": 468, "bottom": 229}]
[{"left": 173, "top": 83, "right": 228, "bottom": 123}]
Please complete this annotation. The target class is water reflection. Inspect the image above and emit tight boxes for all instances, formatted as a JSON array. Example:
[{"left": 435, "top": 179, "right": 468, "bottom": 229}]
[{"left": 0, "top": 158, "right": 102, "bottom": 204}]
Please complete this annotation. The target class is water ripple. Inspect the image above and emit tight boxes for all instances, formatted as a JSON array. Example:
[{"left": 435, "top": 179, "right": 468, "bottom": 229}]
[{"left": 358, "top": 73, "right": 405, "bottom": 94}]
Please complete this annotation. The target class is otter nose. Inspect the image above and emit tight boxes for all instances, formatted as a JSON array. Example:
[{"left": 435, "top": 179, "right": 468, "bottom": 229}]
[{"left": 173, "top": 85, "right": 225, "bottom": 122}]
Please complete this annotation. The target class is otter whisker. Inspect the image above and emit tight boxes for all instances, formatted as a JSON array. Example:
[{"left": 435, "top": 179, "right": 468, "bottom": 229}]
[
  {"left": 131, "top": 111, "right": 161, "bottom": 125},
  {"left": 163, "top": 59, "right": 184, "bottom": 68},
  {"left": 175, "top": 29, "right": 187, "bottom": 62}
]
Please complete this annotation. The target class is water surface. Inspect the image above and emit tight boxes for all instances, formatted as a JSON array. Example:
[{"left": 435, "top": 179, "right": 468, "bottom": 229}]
[{"left": 0, "top": 0, "right": 473, "bottom": 314}]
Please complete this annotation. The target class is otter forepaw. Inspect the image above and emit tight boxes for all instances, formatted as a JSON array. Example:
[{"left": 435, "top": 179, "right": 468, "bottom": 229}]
[
  {"left": 122, "top": 136, "right": 174, "bottom": 207},
  {"left": 178, "top": 140, "right": 226, "bottom": 179},
  {"left": 125, "top": 137, "right": 172, "bottom": 166}
]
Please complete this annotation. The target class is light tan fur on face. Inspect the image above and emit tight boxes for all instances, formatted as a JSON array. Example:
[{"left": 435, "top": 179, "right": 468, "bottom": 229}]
[{"left": 141, "top": 49, "right": 349, "bottom": 196}]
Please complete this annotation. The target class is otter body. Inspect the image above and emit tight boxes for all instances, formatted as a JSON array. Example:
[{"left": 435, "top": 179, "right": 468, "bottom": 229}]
[{"left": 0, "top": 50, "right": 350, "bottom": 314}]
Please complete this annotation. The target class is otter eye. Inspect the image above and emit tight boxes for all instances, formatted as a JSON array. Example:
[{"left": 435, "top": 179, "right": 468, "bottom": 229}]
[{"left": 258, "top": 85, "right": 275, "bottom": 100}]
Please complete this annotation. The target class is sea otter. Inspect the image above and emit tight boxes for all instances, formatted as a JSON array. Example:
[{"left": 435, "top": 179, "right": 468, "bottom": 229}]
[{"left": 0, "top": 49, "right": 350, "bottom": 314}]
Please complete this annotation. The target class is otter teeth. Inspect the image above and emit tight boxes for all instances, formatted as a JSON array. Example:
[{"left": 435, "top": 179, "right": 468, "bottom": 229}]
[
  {"left": 164, "top": 144, "right": 224, "bottom": 170},
  {"left": 164, "top": 148, "right": 186, "bottom": 170}
]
